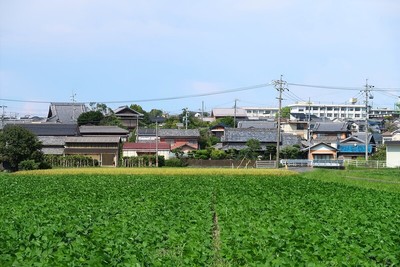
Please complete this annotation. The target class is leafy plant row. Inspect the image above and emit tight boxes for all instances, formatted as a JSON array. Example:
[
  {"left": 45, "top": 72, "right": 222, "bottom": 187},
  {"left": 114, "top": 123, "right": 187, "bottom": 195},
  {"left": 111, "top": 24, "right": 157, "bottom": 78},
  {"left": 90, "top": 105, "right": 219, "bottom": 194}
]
[{"left": 1, "top": 174, "right": 399, "bottom": 266}]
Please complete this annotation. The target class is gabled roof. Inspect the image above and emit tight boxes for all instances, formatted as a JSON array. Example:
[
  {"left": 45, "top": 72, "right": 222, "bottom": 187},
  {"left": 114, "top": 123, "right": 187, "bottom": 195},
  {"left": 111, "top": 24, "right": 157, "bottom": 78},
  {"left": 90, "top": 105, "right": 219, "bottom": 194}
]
[
  {"left": 309, "top": 142, "right": 338, "bottom": 151},
  {"left": 171, "top": 142, "right": 198, "bottom": 150},
  {"left": 138, "top": 128, "right": 156, "bottom": 136},
  {"left": 340, "top": 135, "right": 365, "bottom": 144},
  {"left": 47, "top": 102, "right": 88, "bottom": 123},
  {"left": 159, "top": 129, "right": 200, "bottom": 138},
  {"left": 79, "top": 125, "right": 129, "bottom": 135},
  {"left": 114, "top": 106, "right": 144, "bottom": 117},
  {"left": 38, "top": 136, "right": 67, "bottom": 146},
  {"left": 211, "top": 108, "right": 247, "bottom": 118},
  {"left": 222, "top": 128, "right": 278, "bottom": 143},
  {"left": 237, "top": 121, "right": 276, "bottom": 129},
  {"left": 312, "top": 122, "right": 350, "bottom": 133},
  {"left": 65, "top": 136, "right": 121, "bottom": 143},
  {"left": 350, "top": 133, "right": 375, "bottom": 144},
  {"left": 8, "top": 123, "right": 79, "bottom": 136},
  {"left": 123, "top": 142, "right": 170, "bottom": 150}
]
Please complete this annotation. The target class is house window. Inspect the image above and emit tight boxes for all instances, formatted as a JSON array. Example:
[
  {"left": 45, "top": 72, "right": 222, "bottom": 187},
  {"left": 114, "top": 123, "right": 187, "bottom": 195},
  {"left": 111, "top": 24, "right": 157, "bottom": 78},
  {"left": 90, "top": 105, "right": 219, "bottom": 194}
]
[
  {"left": 296, "top": 124, "right": 305, "bottom": 130},
  {"left": 327, "top": 107, "right": 333, "bottom": 111},
  {"left": 355, "top": 114, "right": 360, "bottom": 118},
  {"left": 355, "top": 107, "right": 360, "bottom": 111},
  {"left": 327, "top": 113, "right": 332, "bottom": 117},
  {"left": 341, "top": 107, "right": 346, "bottom": 111},
  {"left": 299, "top": 108, "right": 304, "bottom": 112},
  {"left": 313, "top": 107, "right": 318, "bottom": 110}
]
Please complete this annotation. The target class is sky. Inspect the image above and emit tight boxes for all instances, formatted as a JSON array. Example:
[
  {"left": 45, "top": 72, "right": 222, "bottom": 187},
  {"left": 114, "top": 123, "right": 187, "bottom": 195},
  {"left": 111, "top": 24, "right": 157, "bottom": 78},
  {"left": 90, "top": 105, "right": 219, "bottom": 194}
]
[{"left": 1, "top": 0, "right": 399, "bottom": 117}]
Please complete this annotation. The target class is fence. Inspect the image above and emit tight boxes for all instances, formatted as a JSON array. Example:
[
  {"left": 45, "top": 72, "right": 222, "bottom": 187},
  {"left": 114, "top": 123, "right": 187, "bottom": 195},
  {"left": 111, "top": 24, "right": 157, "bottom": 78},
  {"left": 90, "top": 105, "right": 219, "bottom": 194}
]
[
  {"left": 255, "top": 161, "right": 277, "bottom": 169},
  {"left": 280, "top": 159, "right": 311, "bottom": 167},
  {"left": 345, "top": 160, "right": 387, "bottom": 169},
  {"left": 186, "top": 159, "right": 259, "bottom": 168}
]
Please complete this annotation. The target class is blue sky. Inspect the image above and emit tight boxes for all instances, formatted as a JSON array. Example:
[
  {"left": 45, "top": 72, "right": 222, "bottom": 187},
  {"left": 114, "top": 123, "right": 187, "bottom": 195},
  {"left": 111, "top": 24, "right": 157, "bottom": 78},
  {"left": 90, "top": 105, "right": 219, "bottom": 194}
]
[{"left": 1, "top": 0, "right": 399, "bottom": 117}]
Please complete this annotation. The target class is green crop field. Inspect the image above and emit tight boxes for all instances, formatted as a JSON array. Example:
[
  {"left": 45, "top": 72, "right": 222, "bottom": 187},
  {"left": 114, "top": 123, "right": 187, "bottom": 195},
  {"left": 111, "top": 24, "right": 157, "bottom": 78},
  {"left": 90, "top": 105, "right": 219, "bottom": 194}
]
[{"left": 1, "top": 168, "right": 400, "bottom": 266}]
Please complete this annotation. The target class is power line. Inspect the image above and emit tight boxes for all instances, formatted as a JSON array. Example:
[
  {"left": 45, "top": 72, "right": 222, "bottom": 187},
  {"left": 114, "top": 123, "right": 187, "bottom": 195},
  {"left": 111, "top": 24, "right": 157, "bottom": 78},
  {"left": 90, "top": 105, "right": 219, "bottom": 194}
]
[
  {"left": 288, "top": 82, "right": 400, "bottom": 92},
  {"left": 1, "top": 81, "right": 399, "bottom": 106},
  {"left": 0, "top": 83, "right": 272, "bottom": 105}
]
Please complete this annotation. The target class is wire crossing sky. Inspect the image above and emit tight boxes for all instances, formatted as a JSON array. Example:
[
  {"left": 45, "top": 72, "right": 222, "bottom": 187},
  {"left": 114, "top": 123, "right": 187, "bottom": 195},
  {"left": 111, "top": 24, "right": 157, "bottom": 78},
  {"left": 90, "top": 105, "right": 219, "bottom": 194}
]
[{"left": 1, "top": 1, "right": 399, "bottom": 116}]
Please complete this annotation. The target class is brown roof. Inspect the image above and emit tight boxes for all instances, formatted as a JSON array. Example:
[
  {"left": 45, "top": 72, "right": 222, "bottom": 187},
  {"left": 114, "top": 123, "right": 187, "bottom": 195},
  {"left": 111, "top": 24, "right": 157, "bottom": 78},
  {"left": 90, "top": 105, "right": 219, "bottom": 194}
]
[{"left": 123, "top": 142, "right": 170, "bottom": 150}]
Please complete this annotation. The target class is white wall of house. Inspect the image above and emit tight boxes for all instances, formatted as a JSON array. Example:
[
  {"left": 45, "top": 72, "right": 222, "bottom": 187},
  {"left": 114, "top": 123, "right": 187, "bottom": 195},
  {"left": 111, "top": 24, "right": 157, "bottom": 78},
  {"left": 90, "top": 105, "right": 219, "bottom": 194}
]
[
  {"left": 123, "top": 150, "right": 170, "bottom": 159},
  {"left": 386, "top": 144, "right": 400, "bottom": 168}
]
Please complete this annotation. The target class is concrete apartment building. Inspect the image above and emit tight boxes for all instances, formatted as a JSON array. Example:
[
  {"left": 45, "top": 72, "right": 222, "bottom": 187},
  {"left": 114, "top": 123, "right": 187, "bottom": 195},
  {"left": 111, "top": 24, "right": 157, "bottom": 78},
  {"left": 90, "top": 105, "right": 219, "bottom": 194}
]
[
  {"left": 241, "top": 107, "right": 278, "bottom": 120},
  {"left": 289, "top": 100, "right": 397, "bottom": 120}
]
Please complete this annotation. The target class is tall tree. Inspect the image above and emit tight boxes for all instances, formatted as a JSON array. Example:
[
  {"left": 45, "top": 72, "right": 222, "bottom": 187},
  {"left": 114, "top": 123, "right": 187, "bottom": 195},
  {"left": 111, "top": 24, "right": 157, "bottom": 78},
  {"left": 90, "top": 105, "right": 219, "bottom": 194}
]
[
  {"left": 77, "top": 111, "right": 104, "bottom": 125},
  {"left": 0, "top": 125, "right": 43, "bottom": 171}
]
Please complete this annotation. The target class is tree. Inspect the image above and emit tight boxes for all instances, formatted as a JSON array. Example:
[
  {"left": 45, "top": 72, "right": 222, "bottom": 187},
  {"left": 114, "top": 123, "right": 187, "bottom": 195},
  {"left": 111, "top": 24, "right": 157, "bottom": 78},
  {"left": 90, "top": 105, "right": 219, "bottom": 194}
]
[
  {"left": 198, "top": 128, "right": 219, "bottom": 149},
  {"left": 280, "top": 106, "right": 291, "bottom": 119},
  {"left": 211, "top": 117, "right": 234, "bottom": 128},
  {"left": 89, "top": 102, "right": 113, "bottom": 115},
  {"left": 100, "top": 114, "right": 124, "bottom": 127},
  {"left": 0, "top": 125, "right": 44, "bottom": 171},
  {"left": 77, "top": 111, "right": 104, "bottom": 125},
  {"left": 370, "top": 145, "right": 386, "bottom": 160},
  {"left": 240, "top": 139, "right": 261, "bottom": 160},
  {"left": 210, "top": 149, "right": 226, "bottom": 160},
  {"left": 148, "top": 109, "right": 163, "bottom": 118},
  {"left": 280, "top": 145, "right": 301, "bottom": 159},
  {"left": 130, "top": 104, "right": 146, "bottom": 115}
]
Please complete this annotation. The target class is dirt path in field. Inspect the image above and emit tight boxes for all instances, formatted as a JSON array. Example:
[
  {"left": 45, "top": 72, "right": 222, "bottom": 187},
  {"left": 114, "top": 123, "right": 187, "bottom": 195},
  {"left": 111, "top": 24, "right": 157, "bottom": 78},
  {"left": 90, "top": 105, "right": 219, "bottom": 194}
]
[
  {"left": 211, "top": 191, "right": 223, "bottom": 266},
  {"left": 344, "top": 176, "right": 400, "bottom": 184}
]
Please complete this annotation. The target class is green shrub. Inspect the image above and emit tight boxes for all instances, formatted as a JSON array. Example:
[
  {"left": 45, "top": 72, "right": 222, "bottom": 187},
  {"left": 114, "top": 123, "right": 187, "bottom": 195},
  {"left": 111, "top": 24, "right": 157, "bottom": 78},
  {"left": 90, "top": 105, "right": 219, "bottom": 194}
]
[
  {"left": 165, "top": 158, "right": 188, "bottom": 167},
  {"left": 210, "top": 150, "right": 226, "bottom": 160},
  {"left": 18, "top": 160, "right": 39, "bottom": 171}
]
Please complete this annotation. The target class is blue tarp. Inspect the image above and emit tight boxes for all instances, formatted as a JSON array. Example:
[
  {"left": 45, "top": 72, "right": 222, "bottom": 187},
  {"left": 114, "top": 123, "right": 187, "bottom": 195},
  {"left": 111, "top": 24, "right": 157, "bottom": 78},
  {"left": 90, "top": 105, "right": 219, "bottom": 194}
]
[{"left": 339, "top": 144, "right": 372, "bottom": 153}]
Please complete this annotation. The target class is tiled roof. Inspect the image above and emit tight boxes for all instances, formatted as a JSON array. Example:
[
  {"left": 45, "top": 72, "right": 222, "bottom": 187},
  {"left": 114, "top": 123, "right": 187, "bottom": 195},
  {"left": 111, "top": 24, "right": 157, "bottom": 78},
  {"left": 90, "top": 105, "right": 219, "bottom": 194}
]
[
  {"left": 211, "top": 108, "right": 247, "bottom": 117},
  {"left": 222, "top": 128, "right": 278, "bottom": 142},
  {"left": 114, "top": 106, "right": 144, "bottom": 117},
  {"left": 138, "top": 128, "right": 156, "bottom": 136},
  {"left": 65, "top": 136, "right": 121, "bottom": 143},
  {"left": 171, "top": 142, "right": 198, "bottom": 150},
  {"left": 38, "top": 136, "right": 67, "bottom": 146},
  {"left": 8, "top": 123, "right": 79, "bottom": 136},
  {"left": 237, "top": 121, "right": 276, "bottom": 129},
  {"left": 158, "top": 129, "right": 200, "bottom": 138},
  {"left": 312, "top": 122, "right": 350, "bottom": 132},
  {"left": 123, "top": 142, "right": 170, "bottom": 150},
  {"left": 47, "top": 102, "right": 88, "bottom": 123},
  {"left": 79, "top": 126, "right": 129, "bottom": 135},
  {"left": 221, "top": 129, "right": 300, "bottom": 150}
]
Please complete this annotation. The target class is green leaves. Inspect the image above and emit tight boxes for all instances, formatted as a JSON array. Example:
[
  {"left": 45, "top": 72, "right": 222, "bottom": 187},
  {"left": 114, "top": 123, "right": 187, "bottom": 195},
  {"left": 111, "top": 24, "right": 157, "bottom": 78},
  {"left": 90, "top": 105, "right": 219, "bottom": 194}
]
[{"left": 1, "top": 173, "right": 399, "bottom": 266}]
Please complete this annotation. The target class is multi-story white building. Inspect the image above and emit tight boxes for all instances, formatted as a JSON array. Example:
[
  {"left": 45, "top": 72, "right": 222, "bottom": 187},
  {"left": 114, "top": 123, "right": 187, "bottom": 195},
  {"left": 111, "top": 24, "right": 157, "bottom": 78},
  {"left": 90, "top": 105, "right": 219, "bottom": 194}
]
[
  {"left": 289, "top": 102, "right": 367, "bottom": 120},
  {"left": 241, "top": 107, "right": 278, "bottom": 119},
  {"left": 369, "top": 107, "right": 397, "bottom": 119}
]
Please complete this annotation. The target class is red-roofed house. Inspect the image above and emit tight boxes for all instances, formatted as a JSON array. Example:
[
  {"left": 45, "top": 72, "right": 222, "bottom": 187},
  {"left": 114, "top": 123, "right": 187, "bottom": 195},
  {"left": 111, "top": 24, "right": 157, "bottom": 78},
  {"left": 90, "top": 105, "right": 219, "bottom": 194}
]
[{"left": 122, "top": 142, "right": 171, "bottom": 159}]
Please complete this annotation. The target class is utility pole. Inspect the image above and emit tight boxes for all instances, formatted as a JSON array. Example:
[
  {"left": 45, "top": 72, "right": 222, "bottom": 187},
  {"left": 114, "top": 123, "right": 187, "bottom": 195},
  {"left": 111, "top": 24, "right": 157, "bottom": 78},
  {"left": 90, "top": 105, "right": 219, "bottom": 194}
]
[
  {"left": 307, "top": 98, "right": 312, "bottom": 161},
  {"left": 155, "top": 118, "right": 160, "bottom": 167},
  {"left": 184, "top": 108, "right": 188, "bottom": 129},
  {"left": 233, "top": 99, "right": 238, "bottom": 128},
  {"left": 273, "top": 75, "right": 288, "bottom": 168},
  {"left": 0, "top": 105, "right": 7, "bottom": 128},
  {"left": 201, "top": 101, "right": 204, "bottom": 121},
  {"left": 71, "top": 91, "right": 77, "bottom": 122},
  {"left": 363, "top": 79, "right": 374, "bottom": 161}
]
